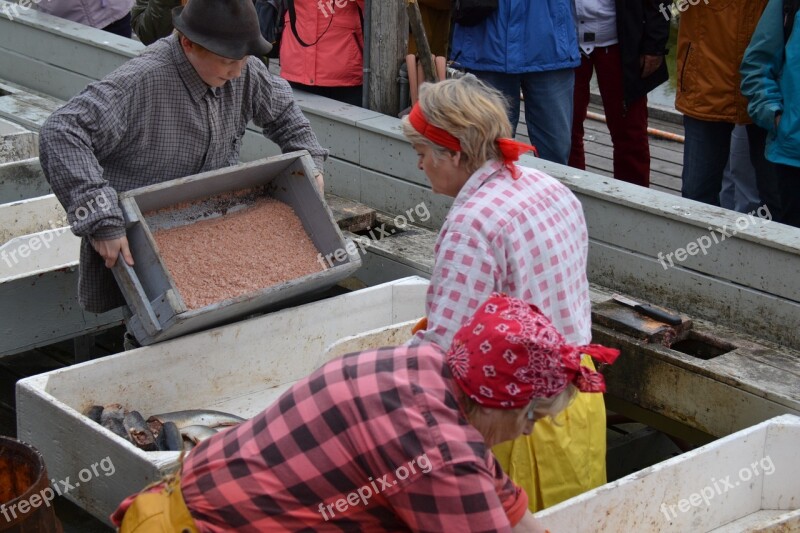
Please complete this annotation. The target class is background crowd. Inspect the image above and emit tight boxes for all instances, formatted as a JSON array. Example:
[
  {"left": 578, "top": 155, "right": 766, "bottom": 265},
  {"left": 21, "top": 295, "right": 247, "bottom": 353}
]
[{"left": 34, "top": 0, "right": 800, "bottom": 228}]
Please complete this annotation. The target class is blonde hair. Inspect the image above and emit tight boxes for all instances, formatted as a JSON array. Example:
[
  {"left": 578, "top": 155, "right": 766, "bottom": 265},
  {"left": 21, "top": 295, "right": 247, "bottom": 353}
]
[
  {"left": 461, "top": 384, "right": 578, "bottom": 421},
  {"left": 401, "top": 75, "right": 513, "bottom": 175}
]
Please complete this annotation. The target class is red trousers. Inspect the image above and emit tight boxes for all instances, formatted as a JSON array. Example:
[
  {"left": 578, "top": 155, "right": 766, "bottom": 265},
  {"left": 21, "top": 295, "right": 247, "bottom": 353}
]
[{"left": 569, "top": 44, "right": 650, "bottom": 187}]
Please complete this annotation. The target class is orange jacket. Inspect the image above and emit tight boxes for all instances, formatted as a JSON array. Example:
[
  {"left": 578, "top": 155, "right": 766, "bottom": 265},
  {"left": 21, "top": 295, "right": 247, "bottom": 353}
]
[
  {"left": 675, "top": 0, "right": 769, "bottom": 123},
  {"left": 279, "top": 0, "right": 365, "bottom": 87}
]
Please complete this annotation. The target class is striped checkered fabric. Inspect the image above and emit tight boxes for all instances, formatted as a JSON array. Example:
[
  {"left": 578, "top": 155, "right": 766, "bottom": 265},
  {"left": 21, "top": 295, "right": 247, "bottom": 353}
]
[
  {"left": 39, "top": 34, "right": 328, "bottom": 313},
  {"left": 177, "top": 346, "right": 525, "bottom": 531},
  {"left": 409, "top": 159, "right": 592, "bottom": 349}
]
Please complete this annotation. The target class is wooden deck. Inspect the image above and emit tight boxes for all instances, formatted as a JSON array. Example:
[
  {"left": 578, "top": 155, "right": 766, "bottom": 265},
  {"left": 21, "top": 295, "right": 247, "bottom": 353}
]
[{"left": 518, "top": 100, "right": 685, "bottom": 196}]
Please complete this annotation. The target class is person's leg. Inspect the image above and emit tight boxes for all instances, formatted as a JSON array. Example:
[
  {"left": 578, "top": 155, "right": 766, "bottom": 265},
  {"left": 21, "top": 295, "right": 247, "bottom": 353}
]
[
  {"left": 773, "top": 163, "right": 800, "bottom": 228},
  {"left": 720, "top": 158, "right": 736, "bottom": 210},
  {"left": 746, "top": 123, "right": 783, "bottom": 219},
  {"left": 568, "top": 54, "right": 594, "bottom": 171},
  {"left": 681, "top": 116, "right": 733, "bottom": 206},
  {"left": 593, "top": 45, "right": 650, "bottom": 187},
  {"left": 521, "top": 68, "right": 575, "bottom": 164},
  {"left": 466, "top": 70, "right": 522, "bottom": 136},
  {"left": 102, "top": 12, "right": 132, "bottom": 38},
  {"left": 725, "top": 125, "right": 761, "bottom": 213}
]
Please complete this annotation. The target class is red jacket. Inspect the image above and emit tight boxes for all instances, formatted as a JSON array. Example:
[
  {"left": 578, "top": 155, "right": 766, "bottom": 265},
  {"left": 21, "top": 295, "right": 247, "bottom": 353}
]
[{"left": 279, "top": 0, "right": 365, "bottom": 87}]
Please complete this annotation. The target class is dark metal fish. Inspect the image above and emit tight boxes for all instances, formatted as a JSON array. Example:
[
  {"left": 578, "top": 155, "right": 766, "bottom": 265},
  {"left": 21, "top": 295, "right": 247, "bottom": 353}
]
[
  {"left": 162, "top": 422, "right": 184, "bottom": 452},
  {"left": 124, "top": 410, "right": 158, "bottom": 451},
  {"left": 100, "top": 403, "right": 125, "bottom": 425},
  {"left": 102, "top": 417, "right": 130, "bottom": 442},
  {"left": 84, "top": 405, "right": 104, "bottom": 424}
]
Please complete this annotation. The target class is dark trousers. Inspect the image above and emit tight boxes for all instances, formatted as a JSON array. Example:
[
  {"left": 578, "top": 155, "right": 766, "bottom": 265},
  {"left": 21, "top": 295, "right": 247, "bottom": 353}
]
[
  {"left": 773, "top": 163, "right": 800, "bottom": 228},
  {"left": 467, "top": 68, "right": 575, "bottom": 165},
  {"left": 682, "top": 116, "right": 777, "bottom": 211},
  {"left": 569, "top": 45, "right": 650, "bottom": 187},
  {"left": 289, "top": 82, "right": 363, "bottom": 107},
  {"left": 102, "top": 12, "right": 132, "bottom": 38}
]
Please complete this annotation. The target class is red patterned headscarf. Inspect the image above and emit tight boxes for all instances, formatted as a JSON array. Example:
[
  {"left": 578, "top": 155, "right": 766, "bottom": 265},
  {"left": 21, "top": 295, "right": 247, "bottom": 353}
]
[
  {"left": 446, "top": 294, "right": 620, "bottom": 409},
  {"left": 408, "top": 103, "right": 538, "bottom": 179}
]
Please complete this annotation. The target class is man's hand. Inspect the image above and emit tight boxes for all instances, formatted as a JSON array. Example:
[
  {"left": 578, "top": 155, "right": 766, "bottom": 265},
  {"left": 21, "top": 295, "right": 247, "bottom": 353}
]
[
  {"left": 640, "top": 54, "right": 664, "bottom": 78},
  {"left": 313, "top": 169, "right": 324, "bottom": 194},
  {"left": 91, "top": 236, "right": 134, "bottom": 268}
]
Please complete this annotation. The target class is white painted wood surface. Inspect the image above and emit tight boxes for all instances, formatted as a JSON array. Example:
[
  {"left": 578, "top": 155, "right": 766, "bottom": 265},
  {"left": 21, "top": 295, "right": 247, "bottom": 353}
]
[
  {"left": 0, "top": 116, "right": 37, "bottom": 162},
  {"left": 324, "top": 318, "right": 420, "bottom": 360},
  {"left": 0, "top": 194, "right": 66, "bottom": 243},
  {"left": 15, "top": 277, "right": 428, "bottom": 524},
  {"left": 534, "top": 415, "right": 800, "bottom": 533},
  {"left": 0, "top": 156, "right": 50, "bottom": 203}
]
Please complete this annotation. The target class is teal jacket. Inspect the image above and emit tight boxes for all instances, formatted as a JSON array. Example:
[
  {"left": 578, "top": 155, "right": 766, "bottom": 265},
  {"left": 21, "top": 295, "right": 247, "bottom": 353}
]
[{"left": 741, "top": 0, "right": 800, "bottom": 166}]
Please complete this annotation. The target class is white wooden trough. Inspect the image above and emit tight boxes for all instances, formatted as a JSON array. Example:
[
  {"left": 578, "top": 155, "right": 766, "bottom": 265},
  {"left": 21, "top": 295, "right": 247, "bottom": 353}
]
[
  {"left": 0, "top": 157, "right": 50, "bottom": 204},
  {"left": 15, "top": 277, "right": 428, "bottom": 525},
  {"left": 0, "top": 198, "right": 124, "bottom": 357},
  {"left": 0, "top": 194, "right": 66, "bottom": 244},
  {"left": 0, "top": 116, "right": 37, "bottom": 163},
  {"left": 534, "top": 414, "right": 800, "bottom": 532}
]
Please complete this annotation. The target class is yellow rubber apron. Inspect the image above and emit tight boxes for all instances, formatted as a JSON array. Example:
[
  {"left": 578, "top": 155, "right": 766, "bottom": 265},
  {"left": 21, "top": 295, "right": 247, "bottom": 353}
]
[
  {"left": 492, "top": 355, "right": 607, "bottom": 511},
  {"left": 118, "top": 467, "right": 199, "bottom": 533}
]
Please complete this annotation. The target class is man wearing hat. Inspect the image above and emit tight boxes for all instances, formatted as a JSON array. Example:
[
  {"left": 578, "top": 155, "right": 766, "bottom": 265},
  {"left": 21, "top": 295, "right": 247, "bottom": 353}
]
[
  {"left": 111, "top": 294, "right": 618, "bottom": 531},
  {"left": 39, "top": 0, "right": 328, "bottom": 317}
]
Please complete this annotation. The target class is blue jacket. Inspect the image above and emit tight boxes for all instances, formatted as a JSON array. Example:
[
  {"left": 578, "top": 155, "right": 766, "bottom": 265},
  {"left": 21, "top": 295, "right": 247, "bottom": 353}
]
[
  {"left": 741, "top": 0, "right": 800, "bottom": 166},
  {"left": 450, "top": 0, "right": 580, "bottom": 73}
]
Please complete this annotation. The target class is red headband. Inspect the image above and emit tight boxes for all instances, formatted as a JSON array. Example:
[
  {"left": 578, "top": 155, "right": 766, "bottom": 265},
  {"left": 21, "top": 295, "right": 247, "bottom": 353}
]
[
  {"left": 409, "top": 103, "right": 462, "bottom": 152},
  {"left": 408, "top": 103, "right": 538, "bottom": 179},
  {"left": 446, "top": 294, "right": 619, "bottom": 409}
]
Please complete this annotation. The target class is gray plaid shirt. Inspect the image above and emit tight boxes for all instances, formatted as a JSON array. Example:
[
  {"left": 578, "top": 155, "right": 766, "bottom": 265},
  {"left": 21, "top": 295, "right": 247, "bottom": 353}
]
[{"left": 40, "top": 34, "right": 328, "bottom": 313}]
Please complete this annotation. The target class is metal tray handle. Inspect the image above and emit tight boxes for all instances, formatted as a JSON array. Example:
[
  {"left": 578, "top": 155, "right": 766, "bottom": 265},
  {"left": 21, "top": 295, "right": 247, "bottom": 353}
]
[{"left": 112, "top": 252, "right": 162, "bottom": 337}]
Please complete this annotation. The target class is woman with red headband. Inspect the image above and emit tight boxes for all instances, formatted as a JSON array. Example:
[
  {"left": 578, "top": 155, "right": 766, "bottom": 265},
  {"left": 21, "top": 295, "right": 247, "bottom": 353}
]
[
  {"left": 402, "top": 75, "right": 607, "bottom": 511},
  {"left": 112, "top": 294, "right": 616, "bottom": 532}
]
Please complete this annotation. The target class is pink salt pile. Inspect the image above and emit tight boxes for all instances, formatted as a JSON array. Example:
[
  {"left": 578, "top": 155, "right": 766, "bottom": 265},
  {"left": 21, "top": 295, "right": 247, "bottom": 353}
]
[{"left": 152, "top": 197, "right": 323, "bottom": 310}]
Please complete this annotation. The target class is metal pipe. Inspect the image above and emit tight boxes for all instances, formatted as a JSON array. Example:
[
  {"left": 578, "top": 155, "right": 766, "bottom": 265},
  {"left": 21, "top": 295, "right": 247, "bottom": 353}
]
[
  {"left": 585, "top": 110, "right": 685, "bottom": 143},
  {"left": 361, "top": 0, "right": 371, "bottom": 109}
]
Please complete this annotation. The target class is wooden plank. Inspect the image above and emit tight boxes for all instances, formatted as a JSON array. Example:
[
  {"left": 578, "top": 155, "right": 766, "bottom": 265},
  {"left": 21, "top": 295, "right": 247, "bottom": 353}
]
[
  {"left": 578, "top": 195, "right": 798, "bottom": 300},
  {"left": 325, "top": 193, "right": 377, "bottom": 232},
  {"left": 596, "top": 325, "right": 800, "bottom": 436},
  {"left": 0, "top": 268, "right": 125, "bottom": 357},
  {"left": 0, "top": 10, "right": 139, "bottom": 99},
  {"left": 587, "top": 240, "right": 800, "bottom": 350},
  {"left": 368, "top": 0, "right": 406, "bottom": 115}
]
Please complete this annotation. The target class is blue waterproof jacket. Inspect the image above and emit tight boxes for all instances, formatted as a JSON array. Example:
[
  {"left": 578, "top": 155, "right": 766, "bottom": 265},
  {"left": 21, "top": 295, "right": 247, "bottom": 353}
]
[
  {"left": 741, "top": 0, "right": 800, "bottom": 166},
  {"left": 450, "top": 0, "right": 580, "bottom": 73}
]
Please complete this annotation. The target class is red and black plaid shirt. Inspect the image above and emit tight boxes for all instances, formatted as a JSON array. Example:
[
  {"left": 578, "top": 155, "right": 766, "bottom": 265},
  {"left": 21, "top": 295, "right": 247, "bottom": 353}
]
[{"left": 177, "top": 345, "right": 527, "bottom": 531}]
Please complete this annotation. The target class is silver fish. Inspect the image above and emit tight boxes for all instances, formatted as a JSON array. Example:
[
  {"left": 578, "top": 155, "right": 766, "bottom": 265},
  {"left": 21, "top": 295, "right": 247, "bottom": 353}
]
[
  {"left": 180, "top": 425, "right": 218, "bottom": 445},
  {"left": 147, "top": 410, "right": 245, "bottom": 430}
]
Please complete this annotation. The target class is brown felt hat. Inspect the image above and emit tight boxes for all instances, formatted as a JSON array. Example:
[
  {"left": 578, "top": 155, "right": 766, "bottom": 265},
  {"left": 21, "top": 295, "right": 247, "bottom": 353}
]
[{"left": 172, "top": 0, "right": 272, "bottom": 60}]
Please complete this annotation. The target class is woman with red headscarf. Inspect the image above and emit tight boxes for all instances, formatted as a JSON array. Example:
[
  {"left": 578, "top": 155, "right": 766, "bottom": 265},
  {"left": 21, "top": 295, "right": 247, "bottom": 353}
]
[
  {"left": 112, "top": 294, "right": 616, "bottom": 531},
  {"left": 402, "top": 75, "right": 607, "bottom": 511}
]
